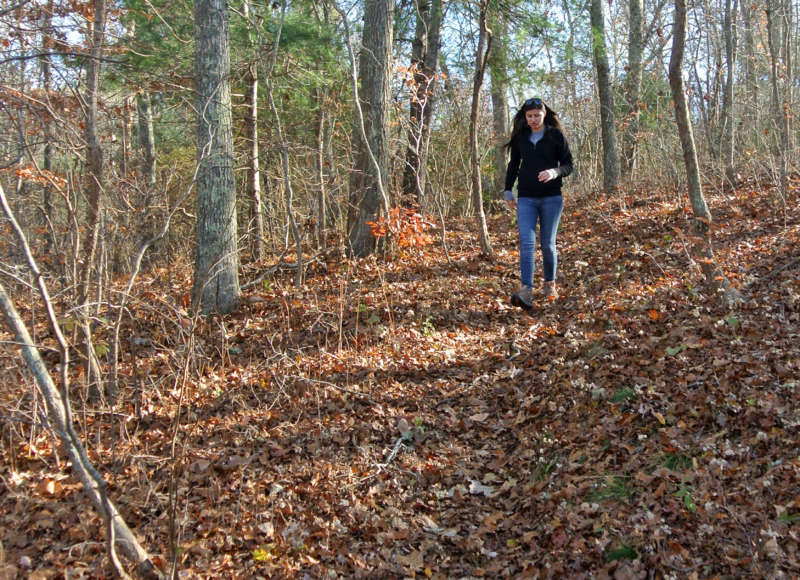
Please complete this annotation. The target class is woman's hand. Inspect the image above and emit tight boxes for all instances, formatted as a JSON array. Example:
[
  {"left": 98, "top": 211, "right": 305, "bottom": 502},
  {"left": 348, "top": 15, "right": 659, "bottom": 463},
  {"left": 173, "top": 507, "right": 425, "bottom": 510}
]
[{"left": 538, "top": 168, "right": 559, "bottom": 183}]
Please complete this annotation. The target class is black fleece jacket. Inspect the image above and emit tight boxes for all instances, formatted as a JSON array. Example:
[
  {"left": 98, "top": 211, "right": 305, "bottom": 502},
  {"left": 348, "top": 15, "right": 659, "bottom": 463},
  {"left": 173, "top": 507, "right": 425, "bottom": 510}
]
[{"left": 504, "top": 126, "right": 574, "bottom": 198}]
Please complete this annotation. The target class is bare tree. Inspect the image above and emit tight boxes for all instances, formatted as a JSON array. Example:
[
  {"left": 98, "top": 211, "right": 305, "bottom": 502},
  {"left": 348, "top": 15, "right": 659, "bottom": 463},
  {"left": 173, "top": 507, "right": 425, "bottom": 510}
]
[
  {"left": 401, "top": 0, "right": 444, "bottom": 208},
  {"left": 79, "top": 0, "right": 107, "bottom": 305},
  {"left": 488, "top": 8, "right": 510, "bottom": 199},
  {"left": 192, "top": 0, "right": 241, "bottom": 314},
  {"left": 670, "top": 0, "right": 740, "bottom": 304},
  {"left": 720, "top": 0, "right": 738, "bottom": 187},
  {"left": 740, "top": 0, "right": 759, "bottom": 130},
  {"left": 77, "top": 0, "right": 108, "bottom": 401},
  {"left": 346, "top": 0, "right": 393, "bottom": 257},
  {"left": 470, "top": 0, "right": 493, "bottom": 256},
  {"left": 622, "top": 0, "right": 643, "bottom": 175},
  {"left": 242, "top": 0, "right": 264, "bottom": 261},
  {"left": 766, "top": 0, "right": 791, "bottom": 202},
  {"left": 135, "top": 91, "right": 159, "bottom": 265},
  {"left": 245, "top": 61, "right": 264, "bottom": 261},
  {"left": 263, "top": 0, "right": 304, "bottom": 286},
  {"left": 313, "top": 86, "right": 328, "bottom": 249},
  {"left": 590, "top": 0, "right": 619, "bottom": 192}
]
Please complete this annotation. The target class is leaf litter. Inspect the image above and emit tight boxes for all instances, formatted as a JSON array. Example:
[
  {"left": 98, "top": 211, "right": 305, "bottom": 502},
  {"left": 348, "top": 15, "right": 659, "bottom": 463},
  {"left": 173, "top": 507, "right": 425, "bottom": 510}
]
[{"left": 1, "top": 178, "right": 799, "bottom": 578}]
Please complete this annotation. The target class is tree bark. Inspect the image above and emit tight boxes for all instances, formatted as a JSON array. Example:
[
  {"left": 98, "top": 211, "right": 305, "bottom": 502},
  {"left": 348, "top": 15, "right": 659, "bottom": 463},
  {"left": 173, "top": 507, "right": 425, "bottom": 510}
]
[
  {"left": 488, "top": 9, "right": 509, "bottom": 200},
  {"left": 402, "top": 0, "right": 430, "bottom": 205},
  {"left": 40, "top": 0, "right": 55, "bottom": 252},
  {"left": 401, "top": 0, "right": 443, "bottom": 208},
  {"left": 741, "top": 0, "right": 758, "bottom": 128},
  {"left": 347, "top": 0, "right": 393, "bottom": 257},
  {"left": 136, "top": 91, "right": 158, "bottom": 262},
  {"left": 419, "top": 0, "right": 443, "bottom": 206},
  {"left": 245, "top": 63, "right": 265, "bottom": 261},
  {"left": 136, "top": 93, "right": 157, "bottom": 192},
  {"left": 192, "top": 0, "right": 241, "bottom": 314},
  {"left": 670, "top": 0, "right": 739, "bottom": 304},
  {"left": 590, "top": 0, "right": 619, "bottom": 192},
  {"left": 264, "top": 1, "right": 303, "bottom": 287},
  {"left": 470, "top": 0, "right": 493, "bottom": 257},
  {"left": 721, "top": 0, "right": 738, "bottom": 187},
  {"left": 766, "top": 0, "right": 790, "bottom": 202},
  {"left": 78, "top": 0, "right": 108, "bottom": 401},
  {"left": 80, "top": 0, "right": 106, "bottom": 304},
  {"left": 784, "top": 0, "right": 794, "bottom": 151},
  {"left": 561, "top": 0, "right": 579, "bottom": 105},
  {"left": 622, "top": 0, "right": 643, "bottom": 175},
  {"left": 314, "top": 87, "right": 327, "bottom": 250}
]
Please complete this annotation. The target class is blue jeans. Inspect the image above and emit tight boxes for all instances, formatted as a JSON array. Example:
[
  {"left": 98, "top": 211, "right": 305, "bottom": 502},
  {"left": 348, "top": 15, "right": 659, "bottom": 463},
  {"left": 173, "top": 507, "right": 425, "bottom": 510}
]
[{"left": 517, "top": 195, "right": 563, "bottom": 286}]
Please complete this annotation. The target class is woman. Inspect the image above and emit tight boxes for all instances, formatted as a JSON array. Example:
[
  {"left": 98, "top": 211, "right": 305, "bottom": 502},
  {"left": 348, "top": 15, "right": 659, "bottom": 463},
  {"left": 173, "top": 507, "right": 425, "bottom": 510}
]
[{"left": 504, "top": 97, "right": 573, "bottom": 308}]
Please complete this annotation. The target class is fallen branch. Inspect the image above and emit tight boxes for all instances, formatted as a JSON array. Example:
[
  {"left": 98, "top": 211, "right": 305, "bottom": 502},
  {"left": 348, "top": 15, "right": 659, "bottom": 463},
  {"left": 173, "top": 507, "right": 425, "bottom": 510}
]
[
  {"left": 0, "top": 181, "right": 165, "bottom": 579},
  {"left": 0, "top": 282, "right": 165, "bottom": 579}
]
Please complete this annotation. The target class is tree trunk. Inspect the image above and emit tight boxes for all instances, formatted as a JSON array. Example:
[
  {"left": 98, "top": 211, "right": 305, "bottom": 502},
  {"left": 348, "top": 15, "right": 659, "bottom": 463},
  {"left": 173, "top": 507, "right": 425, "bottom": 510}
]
[
  {"left": 401, "top": 0, "right": 443, "bottom": 209},
  {"left": 784, "top": 0, "right": 794, "bottom": 150},
  {"left": 670, "top": 0, "right": 739, "bottom": 304},
  {"left": 622, "top": 0, "right": 643, "bottom": 175},
  {"left": 766, "top": 0, "right": 790, "bottom": 202},
  {"left": 314, "top": 87, "right": 327, "bottom": 250},
  {"left": 78, "top": 0, "right": 107, "bottom": 401},
  {"left": 721, "top": 0, "right": 738, "bottom": 187},
  {"left": 192, "top": 0, "right": 241, "bottom": 314},
  {"left": 470, "top": 0, "right": 493, "bottom": 257},
  {"left": 741, "top": 0, "right": 758, "bottom": 130},
  {"left": 401, "top": 0, "right": 430, "bottom": 205},
  {"left": 420, "top": 0, "right": 443, "bottom": 206},
  {"left": 488, "top": 9, "right": 509, "bottom": 200},
  {"left": 136, "top": 93, "right": 157, "bottom": 223},
  {"left": 132, "top": 92, "right": 158, "bottom": 272},
  {"left": 561, "top": 0, "right": 579, "bottom": 105},
  {"left": 40, "top": 0, "right": 55, "bottom": 254},
  {"left": 590, "top": 0, "right": 619, "bottom": 192},
  {"left": 80, "top": 0, "right": 106, "bottom": 305},
  {"left": 120, "top": 96, "right": 132, "bottom": 178},
  {"left": 347, "top": 0, "right": 393, "bottom": 257},
  {"left": 136, "top": 93, "right": 157, "bottom": 192},
  {"left": 245, "top": 63, "right": 265, "bottom": 261},
  {"left": 264, "top": 1, "right": 303, "bottom": 287}
]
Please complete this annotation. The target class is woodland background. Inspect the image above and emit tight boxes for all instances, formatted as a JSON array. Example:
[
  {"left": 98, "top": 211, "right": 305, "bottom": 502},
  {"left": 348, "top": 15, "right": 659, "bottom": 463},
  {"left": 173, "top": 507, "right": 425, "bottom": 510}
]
[{"left": 0, "top": 0, "right": 798, "bottom": 577}]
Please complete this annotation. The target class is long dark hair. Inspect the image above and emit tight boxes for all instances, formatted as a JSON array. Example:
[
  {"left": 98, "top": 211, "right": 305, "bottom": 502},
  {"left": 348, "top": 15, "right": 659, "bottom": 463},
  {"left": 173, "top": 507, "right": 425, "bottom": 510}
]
[{"left": 504, "top": 98, "right": 563, "bottom": 150}]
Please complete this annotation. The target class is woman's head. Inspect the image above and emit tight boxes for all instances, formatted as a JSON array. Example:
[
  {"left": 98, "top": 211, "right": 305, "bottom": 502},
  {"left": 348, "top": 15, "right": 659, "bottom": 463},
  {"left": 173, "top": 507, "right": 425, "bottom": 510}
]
[{"left": 506, "top": 97, "right": 562, "bottom": 148}]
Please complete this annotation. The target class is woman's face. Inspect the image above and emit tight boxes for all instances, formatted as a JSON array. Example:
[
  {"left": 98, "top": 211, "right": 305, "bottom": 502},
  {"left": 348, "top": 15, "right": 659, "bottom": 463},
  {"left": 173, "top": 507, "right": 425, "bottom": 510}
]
[{"left": 525, "top": 107, "right": 546, "bottom": 130}]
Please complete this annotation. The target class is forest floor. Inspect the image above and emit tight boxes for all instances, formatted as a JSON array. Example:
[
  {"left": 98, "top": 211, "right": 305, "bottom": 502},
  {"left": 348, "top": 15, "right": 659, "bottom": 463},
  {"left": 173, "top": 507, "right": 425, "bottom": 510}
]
[{"left": 2, "top": 176, "right": 800, "bottom": 579}]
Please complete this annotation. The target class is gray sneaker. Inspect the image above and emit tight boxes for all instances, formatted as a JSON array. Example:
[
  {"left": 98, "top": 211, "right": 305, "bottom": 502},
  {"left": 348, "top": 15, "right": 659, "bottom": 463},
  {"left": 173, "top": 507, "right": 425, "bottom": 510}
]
[{"left": 511, "top": 284, "right": 533, "bottom": 309}]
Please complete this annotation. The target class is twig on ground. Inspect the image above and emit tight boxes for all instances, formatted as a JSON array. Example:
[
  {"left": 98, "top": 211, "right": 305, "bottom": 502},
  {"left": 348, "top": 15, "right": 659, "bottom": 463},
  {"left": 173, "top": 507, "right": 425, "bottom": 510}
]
[{"left": 292, "top": 375, "right": 379, "bottom": 405}]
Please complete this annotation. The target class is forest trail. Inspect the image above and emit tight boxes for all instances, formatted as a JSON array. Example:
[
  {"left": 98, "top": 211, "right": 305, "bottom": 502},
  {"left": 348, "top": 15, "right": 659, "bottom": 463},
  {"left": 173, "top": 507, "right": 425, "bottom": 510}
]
[{"left": 2, "top": 177, "right": 799, "bottom": 578}]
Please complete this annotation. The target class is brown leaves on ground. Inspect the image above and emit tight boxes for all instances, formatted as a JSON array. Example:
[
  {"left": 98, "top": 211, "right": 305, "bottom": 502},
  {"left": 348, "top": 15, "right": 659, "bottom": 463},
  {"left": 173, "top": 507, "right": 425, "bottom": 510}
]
[{"left": 2, "top": 177, "right": 800, "bottom": 578}]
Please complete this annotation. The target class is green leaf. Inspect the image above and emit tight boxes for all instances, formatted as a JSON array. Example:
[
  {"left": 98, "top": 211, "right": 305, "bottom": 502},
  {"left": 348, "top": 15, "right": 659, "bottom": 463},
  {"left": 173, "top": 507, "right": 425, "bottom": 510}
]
[
  {"left": 675, "top": 484, "right": 697, "bottom": 512},
  {"left": 666, "top": 344, "right": 687, "bottom": 356},
  {"left": 605, "top": 544, "right": 638, "bottom": 562},
  {"left": 610, "top": 387, "right": 636, "bottom": 404}
]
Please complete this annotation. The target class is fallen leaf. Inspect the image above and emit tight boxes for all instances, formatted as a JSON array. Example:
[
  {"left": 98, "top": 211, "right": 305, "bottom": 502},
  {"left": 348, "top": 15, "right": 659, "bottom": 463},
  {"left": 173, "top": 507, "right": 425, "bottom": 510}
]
[{"left": 469, "top": 480, "right": 495, "bottom": 497}]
